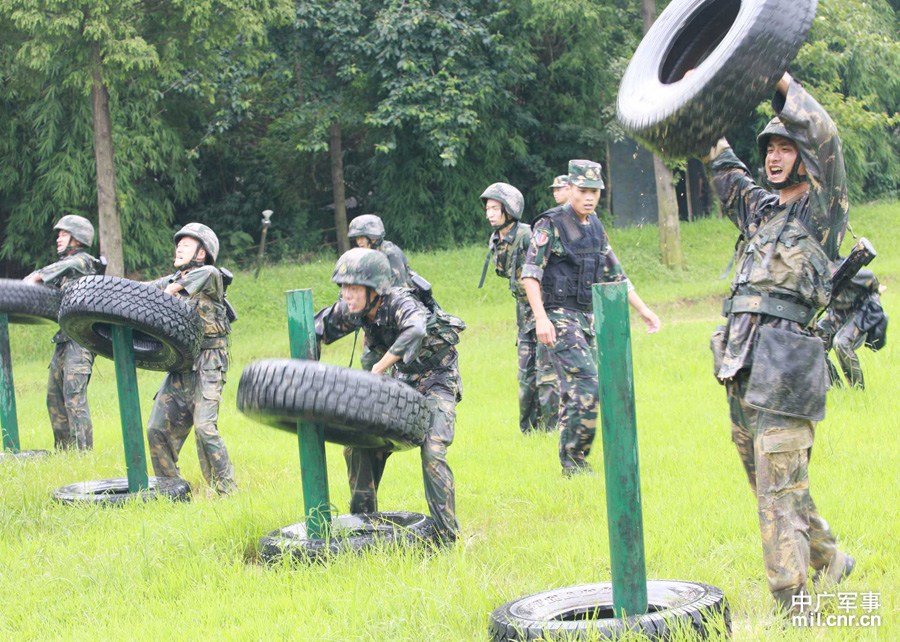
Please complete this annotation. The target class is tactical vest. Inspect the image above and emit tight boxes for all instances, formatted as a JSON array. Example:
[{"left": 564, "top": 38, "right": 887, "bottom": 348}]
[
  {"left": 185, "top": 270, "right": 231, "bottom": 348},
  {"left": 540, "top": 209, "right": 607, "bottom": 312},
  {"left": 727, "top": 201, "right": 831, "bottom": 323}
]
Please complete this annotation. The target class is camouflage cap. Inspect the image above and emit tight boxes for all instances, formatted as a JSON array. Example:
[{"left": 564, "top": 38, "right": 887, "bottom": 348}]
[
  {"left": 549, "top": 175, "right": 569, "bottom": 189},
  {"left": 348, "top": 214, "right": 386, "bottom": 240},
  {"left": 332, "top": 248, "right": 392, "bottom": 295},
  {"left": 175, "top": 222, "right": 219, "bottom": 264},
  {"left": 54, "top": 215, "right": 94, "bottom": 247},
  {"left": 480, "top": 182, "right": 524, "bottom": 221},
  {"left": 568, "top": 159, "right": 605, "bottom": 190}
]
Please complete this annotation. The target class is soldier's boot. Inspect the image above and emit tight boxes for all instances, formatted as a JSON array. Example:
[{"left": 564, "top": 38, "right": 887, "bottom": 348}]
[
  {"left": 813, "top": 551, "right": 855, "bottom": 589},
  {"left": 772, "top": 586, "right": 809, "bottom": 620}
]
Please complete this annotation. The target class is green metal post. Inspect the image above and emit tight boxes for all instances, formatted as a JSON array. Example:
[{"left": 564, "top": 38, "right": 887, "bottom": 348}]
[
  {"left": 110, "top": 324, "right": 149, "bottom": 492},
  {"left": 0, "top": 313, "right": 20, "bottom": 451},
  {"left": 593, "top": 282, "right": 648, "bottom": 616},
  {"left": 286, "top": 289, "right": 331, "bottom": 539}
]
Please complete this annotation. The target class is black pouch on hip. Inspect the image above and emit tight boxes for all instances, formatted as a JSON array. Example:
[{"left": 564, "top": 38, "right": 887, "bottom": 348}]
[{"left": 745, "top": 325, "right": 827, "bottom": 421}]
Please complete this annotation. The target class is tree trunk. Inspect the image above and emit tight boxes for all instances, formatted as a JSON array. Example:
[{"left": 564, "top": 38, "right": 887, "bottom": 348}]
[
  {"left": 90, "top": 53, "right": 124, "bottom": 276},
  {"left": 642, "top": 0, "right": 684, "bottom": 269},
  {"left": 329, "top": 121, "right": 350, "bottom": 255}
]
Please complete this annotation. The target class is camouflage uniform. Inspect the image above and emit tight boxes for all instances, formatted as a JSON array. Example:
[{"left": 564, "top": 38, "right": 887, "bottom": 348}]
[
  {"left": 488, "top": 221, "right": 559, "bottom": 433},
  {"left": 37, "top": 252, "right": 97, "bottom": 449},
  {"left": 708, "top": 79, "right": 851, "bottom": 611},
  {"left": 146, "top": 265, "right": 236, "bottom": 494},
  {"left": 317, "top": 257, "right": 464, "bottom": 542},
  {"left": 816, "top": 270, "right": 881, "bottom": 389},
  {"left": 522, "top": 162, "right": 631, "bottom": 473},
  {"left": 348, "top": 214, "right": 414, "bottom": 288}
]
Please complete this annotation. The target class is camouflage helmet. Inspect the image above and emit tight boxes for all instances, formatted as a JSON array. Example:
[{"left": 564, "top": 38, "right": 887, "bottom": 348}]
[
  {"left": 568, "top": 159, "right": 605, "bottom": 190},
  {"left": 174, "top": 222, "right": 219, "bottom": 264},
  {"left": 756, "top": 117, "right": 805, "bottom": 188},
  {"left": 480, "top": 183, "right": 525, "bottom": 221},
  {"left": 54, "top": 215, "right": 94, "bottom": 247},
  {"left": 332, "top": 248, "right": 392, "bottom": 295},
  {"left": 348, "top": 214, "right": 386, "bottom": 240},
  {"left": 549, "top": 175, "right": 569, "bottom": 189}
]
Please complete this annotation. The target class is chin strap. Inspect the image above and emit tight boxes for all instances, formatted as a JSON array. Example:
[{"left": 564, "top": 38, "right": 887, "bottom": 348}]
[{"left": 766, "top": 155, "right": 808, "bottom": 190}]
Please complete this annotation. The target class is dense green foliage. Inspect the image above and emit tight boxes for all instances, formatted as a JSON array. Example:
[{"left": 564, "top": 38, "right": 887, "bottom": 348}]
[
  {"left": 1, "top": 200, "right": 896, "bottom": 640},
  {"left": 1, "top": 0, "right": 897, "bottom": 274}
]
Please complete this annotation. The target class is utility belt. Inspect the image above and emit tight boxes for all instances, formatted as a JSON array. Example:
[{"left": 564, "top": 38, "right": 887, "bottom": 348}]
[
  {"left": 399, "top": 344, "right": 454, "bottom": 375},
  {"left": 722, "top": 293, "right": 816, "bottom": 326},
  {"left": 200, "top": 335, "right": 228, "bottom": 350}
]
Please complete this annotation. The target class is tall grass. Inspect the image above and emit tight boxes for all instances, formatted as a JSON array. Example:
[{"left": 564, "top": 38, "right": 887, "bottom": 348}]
[{"left": 1, "top": 203, "right": 896, "bottom": 640}]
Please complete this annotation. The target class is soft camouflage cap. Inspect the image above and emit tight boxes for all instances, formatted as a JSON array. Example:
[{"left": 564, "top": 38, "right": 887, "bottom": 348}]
[
  {"left": 480, "top": 182, "right": 525, "bottom": 221},
  {"left": 332, "top": 248, "right": 392, "bottom": 295},
  {"left": 175, "top": 222, "right": 219, "bottom": 264},
  {"left": 550, "top": 175, "right": 569, "bottom": 189},
  {"left": 568, "top": 159, "right": 605, "bottom": 190},
  {"left": 54, "top": 215, "right": 94, "bottom": 246},
  {"left": 348, "top": 214, "right": 386, "bottom": 240}
]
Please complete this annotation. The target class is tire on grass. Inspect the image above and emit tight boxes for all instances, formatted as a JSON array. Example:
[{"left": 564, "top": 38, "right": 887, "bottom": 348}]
[
  {"left": 489, "top": 581, "right": 731, "bottom": 641},
  {"left": 259, "top": 511, "right": 440, "bottom": 564},
  {"left": 58, "top": 275, "right": 202, "bottom": 372},
  {"left": 0, "top": 449, "right": 50, "bottom": 461},
  {"left": 237, "top": 359, "right": 430, "bottom": 450},
  {"left": 617, "top": 0, "right": 818, "bottom": 158},
  {"left": 52, "top": 476, "right": 191, "bottom": 505},
  {"left": 0, "top": 279, "right": 61, "bottom": 324}
]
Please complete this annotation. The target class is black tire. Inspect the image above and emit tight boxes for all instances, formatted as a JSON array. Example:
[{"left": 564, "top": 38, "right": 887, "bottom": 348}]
[
  {"left": 0, "top": 449, "right": 50, "bottom": 461},
  {"left": 52, "top": 476, "right": 192, "bottom": 505},
  {"left": 0, "top": 279, "right": 61, "bottom": 324},
  {"left": 237, "top": 359, "right": 430, "bottom": 451},
  {"left": 259, "top": 511, "right": 440, "bottom": 564},
  {"left": 617, "top": 0, "right": 818, "bottom": 158},
  {"left": 489, "top": 581, "right": 731, "bottom": 641},
  {"left": 58, "top": 275, "right": 202, "bottom": 372}
]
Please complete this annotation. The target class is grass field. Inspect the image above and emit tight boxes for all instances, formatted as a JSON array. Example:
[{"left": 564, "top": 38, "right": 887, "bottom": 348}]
[{"left": 1, "top": 201, "right": 896, "bottom": 640}]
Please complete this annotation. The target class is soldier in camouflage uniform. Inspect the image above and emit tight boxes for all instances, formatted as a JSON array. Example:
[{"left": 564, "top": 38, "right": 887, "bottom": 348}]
[
  {"left": 522, "top": 160, "right": 660, "bottom": 476},
  {"left": 24, "top": 215, "right": 99, "bottom": 450},
  {"left": 478, "top": 182, "right": 559, "bottom": 434},
  {"left": 316, "top": 248, "right": 465, "bottom": 543},
  {"left": 550, "top": 175, "right": 570, "bottom": 205},
  {"left": 348, "top": 214, "right": 414, "bottom": 288},
  {"left": 145, "top": 223, "right": 236, "bottom": 494},
  {"left": 816, "top": 269, "right": 884, "bottom": 389},
  {"left": 706, "top": 73, "right": 854, "bottom": 615}
]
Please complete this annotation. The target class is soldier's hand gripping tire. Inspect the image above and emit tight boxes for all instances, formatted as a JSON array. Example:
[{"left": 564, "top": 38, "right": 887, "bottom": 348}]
[
  {"left": 58, "top": 275, "right": 202, "bottom": 372},
  {"left": 258, "top": 512, "right": 440, "bottom": 564},
  {"left": 236, "top": 359, "right": 429, "bottom": 450},
  {"left": 489, "top": 581, "right": 730, "bottom": 641},
  {"left": 0, "top": 279, "right": 62, "bottom": 324},
  {"left": 617, "top": 0, "right": 818, "bottom": 157}
]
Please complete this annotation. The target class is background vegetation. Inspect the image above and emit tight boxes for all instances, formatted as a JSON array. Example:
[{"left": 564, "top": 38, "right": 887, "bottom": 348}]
[
  {"left": 1, "top": 0, "right": 897, "bottom": 274},
  {"left": 0, "top": 201, "right": 896, "bottom": 640}
]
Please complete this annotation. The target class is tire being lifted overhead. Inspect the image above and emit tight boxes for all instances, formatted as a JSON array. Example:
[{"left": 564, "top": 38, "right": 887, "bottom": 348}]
[
  {"left": 489, "top": 581, "right": 731, "bottom": 641},
  {"left": 0, "top": 279, "right": 62, "bottom": 324},
  {"left": 617, "top": 0, "right": 818, "bottom": 157},
  {"left": 58, "top": 275, "right": 202, "bottom": 372},
  {"left": 237, "top": 359, "right": 430, "bottom": 451},
  {"left": 258, "top": 512, "right": 440, "bottom": 564}
]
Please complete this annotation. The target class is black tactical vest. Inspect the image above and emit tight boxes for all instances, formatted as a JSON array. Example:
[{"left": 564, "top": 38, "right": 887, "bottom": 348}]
[{"left": 539, "top": 207, "right": 607, "bottom": 312}]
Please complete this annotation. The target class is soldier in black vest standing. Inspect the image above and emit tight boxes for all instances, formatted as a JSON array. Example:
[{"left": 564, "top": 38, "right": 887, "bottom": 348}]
[{"left": 522, "top": 159, "right": 660, "bottom": 476}]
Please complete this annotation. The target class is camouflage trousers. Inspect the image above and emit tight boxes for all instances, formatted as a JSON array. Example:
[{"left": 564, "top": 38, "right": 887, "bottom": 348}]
[
  {"left": 47, "top": 340, "right": 94, "bottom": 450},
  {"left": 727, "top": 373, "right": 840, "bottom": 611},
  {"left": 146, "top": 349, "right": 235, "bottom": 494},
  {"left": 345, "top": 351, "right": 461, "bottom": 542},
  {"left": 517, "top": 328, "right": 560, "bottom": 434},
  {"left": 818, "top": 311, "right": 866, "bottom": 389},
  {"left": 545, "top": 308, "right": 598, "bottom": 471}
]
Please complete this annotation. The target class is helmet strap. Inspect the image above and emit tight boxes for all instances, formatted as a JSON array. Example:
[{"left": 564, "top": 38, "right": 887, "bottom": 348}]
[
  {"left": 766, "top": 152, "right": 808, "bottom": 190},
  {"left": 58, "top": 239, "right": 82, "bottom": 257}
]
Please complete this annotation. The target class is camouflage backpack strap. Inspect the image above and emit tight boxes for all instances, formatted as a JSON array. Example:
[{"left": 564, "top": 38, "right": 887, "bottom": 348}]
[{"left": 478, "top": 237, "right": 497, "bottom": 289}]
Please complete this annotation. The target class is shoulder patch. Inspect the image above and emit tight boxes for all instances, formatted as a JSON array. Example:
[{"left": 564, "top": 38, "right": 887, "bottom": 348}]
[{"left": 534, "top": 230, "right": 549, "bottom": 247}]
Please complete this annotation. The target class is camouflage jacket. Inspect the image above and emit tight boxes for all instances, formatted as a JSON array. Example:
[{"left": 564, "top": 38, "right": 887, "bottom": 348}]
[
  {"left": 829, "top": 269, "right": 879, "bottom": 313},
  {"left": 381, "top": 240, "right": 414, "bottom": 288},
  {"left": 708, "top": 79, "right": 849, "bottom": 379},
  {"left": 37, "top": 251, "right": 98, "bottom": 343},
  {"left": 489, "top": 221, "right": 532, "bottom": 300},
  {"left": 317, "top": 288, "right": 464, "bottom": 375},
  {"left": 151, "top": 266, "right": 231, "bottom": 344}
]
